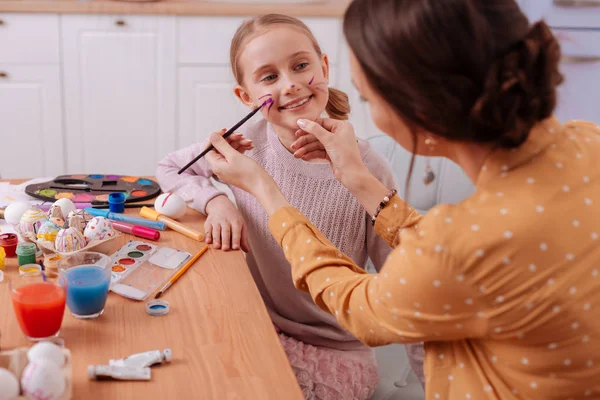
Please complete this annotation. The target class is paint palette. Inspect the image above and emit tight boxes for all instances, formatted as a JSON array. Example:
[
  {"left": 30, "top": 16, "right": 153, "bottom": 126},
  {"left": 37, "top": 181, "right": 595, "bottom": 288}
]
[
  {"left": 109, "top": 240, "right": 191, "bottom": 300},
  {"left": 25, "top": 175, "right": 161, "bottom": 204},
  {"left": 109, "top": 241, "right": 158, "bottom": 284}
]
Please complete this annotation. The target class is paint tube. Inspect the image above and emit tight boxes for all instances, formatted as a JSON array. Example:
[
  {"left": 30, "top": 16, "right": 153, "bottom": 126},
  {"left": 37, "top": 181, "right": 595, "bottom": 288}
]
[
  {"left": 88, "top": 365, "right": 151, "bottom": 381},
  {"left": 109, "top": 349, "right": 172, "bottom": 369}
]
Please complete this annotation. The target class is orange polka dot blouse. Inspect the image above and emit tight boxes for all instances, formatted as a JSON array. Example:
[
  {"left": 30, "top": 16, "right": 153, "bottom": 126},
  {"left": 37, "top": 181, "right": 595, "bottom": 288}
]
[{"left": 268, "top": 118, "right": 600, "bottom": 399}]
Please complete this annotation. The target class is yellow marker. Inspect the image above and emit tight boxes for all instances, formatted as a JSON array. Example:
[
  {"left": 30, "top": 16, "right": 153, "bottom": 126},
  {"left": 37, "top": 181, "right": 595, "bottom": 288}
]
[{"left": 140, "top": 207, "right": 203, "bottom": 242}]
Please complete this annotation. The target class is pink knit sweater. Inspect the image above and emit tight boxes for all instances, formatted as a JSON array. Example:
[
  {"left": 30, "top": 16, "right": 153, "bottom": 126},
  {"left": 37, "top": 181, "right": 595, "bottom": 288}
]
[{"left": 156, "top": 119, "right": 396, "bottom": 352}]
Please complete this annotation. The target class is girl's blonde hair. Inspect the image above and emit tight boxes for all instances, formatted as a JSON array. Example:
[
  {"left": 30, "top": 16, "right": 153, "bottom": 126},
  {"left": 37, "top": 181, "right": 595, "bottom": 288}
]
[{"left": 230, "top": 14, "right": 350, "bottom": 120}]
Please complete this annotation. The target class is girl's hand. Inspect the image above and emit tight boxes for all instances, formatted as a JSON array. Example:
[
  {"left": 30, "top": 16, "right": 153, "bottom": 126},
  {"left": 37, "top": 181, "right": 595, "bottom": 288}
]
[
  {"left": 225, "top": 132, "right": 255, "bottom": 154},
  {"left": 294, "top": 119, "right": 368, "bottom": 188},
  {"left": 204, "top": 195, "right": 250, "bottom": 252}
]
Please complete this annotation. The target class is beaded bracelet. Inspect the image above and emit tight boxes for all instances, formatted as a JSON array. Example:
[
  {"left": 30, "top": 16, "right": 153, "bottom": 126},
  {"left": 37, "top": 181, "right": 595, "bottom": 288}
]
[{"left": 371, "top": 189, "right": 398, "bottom": 225}]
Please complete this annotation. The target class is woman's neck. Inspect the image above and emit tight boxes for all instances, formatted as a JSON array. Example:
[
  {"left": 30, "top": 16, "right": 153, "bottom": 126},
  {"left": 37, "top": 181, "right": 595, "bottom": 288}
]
[{"left": 445, "top": 141, "right": 497, "bottom": 184}]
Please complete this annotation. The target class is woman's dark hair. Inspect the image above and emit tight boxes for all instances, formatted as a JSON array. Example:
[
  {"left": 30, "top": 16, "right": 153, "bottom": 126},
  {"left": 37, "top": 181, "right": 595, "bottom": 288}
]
[{"left": 343, "top": 0, "right": 563, "bottom": 149}]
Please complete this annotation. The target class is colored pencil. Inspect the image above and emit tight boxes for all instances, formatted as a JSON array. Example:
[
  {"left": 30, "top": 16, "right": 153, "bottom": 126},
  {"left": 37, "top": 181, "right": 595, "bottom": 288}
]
[{"left": 154, "top": 245, "right": 209, "bottom": 299}]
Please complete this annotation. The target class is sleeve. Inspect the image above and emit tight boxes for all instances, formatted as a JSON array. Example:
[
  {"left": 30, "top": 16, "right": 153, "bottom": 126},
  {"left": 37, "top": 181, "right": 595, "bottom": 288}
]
[
  {"left": 268, "top": 206, "right": 489, "bottom": 346},
  {"left": 155, "top": 140, "right": 228, "bottom": 215},
  {"left": 360, "top": 145, "right": 397, "bottom": 271}
]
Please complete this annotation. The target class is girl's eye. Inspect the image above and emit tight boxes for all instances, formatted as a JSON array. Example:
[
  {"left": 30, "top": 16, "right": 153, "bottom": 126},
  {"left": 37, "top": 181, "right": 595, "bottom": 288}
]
[
  {"left": 261, "top": 74, "right": 277, "bottom": 82},
  {"left": 294, "top": 62, "right": 309, "bottom": 71}
]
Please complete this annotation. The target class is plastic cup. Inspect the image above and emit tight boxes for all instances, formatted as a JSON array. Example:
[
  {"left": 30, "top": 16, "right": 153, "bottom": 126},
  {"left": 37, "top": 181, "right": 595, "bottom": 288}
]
[
  {"left": 10, "top": 272, "right": 67, "bottom": 341},
  {"left": 58, "top": 252, "right": 111, "bottom": 319}
]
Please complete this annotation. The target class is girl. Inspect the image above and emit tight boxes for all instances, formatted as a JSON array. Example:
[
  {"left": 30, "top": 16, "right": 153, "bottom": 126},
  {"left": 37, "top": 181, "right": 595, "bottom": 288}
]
[{"left": 156, "top": 14, "right": 423, "bottom": 399}]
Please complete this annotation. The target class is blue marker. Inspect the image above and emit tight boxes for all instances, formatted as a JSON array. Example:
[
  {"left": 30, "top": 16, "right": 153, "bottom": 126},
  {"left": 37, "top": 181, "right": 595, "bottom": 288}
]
[{"left": 85, "top": 208, "right": 166, "bottom": 231}]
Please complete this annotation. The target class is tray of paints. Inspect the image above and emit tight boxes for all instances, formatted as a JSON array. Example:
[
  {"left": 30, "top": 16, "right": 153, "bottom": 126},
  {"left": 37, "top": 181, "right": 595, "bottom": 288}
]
[
  {"left": 109, "top": 241, "right": 191, "bottom": 300},
  {"left": 109, "top": 241, "right": 158, "bottom": 284}
]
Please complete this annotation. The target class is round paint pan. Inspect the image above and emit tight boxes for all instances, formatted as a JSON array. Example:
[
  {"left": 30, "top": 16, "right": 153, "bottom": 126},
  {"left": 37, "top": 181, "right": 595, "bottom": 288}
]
[{"left": 146, "top": 299, "right": 170, "bottom": 316}]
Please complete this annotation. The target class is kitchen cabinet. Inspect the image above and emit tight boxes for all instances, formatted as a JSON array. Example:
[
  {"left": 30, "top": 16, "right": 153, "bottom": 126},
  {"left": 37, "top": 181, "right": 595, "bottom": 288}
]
[
  {"left": 0, "top": 14, "right": 63, "bottom": 178},
  {"left": 0, "top": 65, "right": 64, "bottom": 178},
  {"left": 61, "top": 15, "right": 176, "bottom": 176}
]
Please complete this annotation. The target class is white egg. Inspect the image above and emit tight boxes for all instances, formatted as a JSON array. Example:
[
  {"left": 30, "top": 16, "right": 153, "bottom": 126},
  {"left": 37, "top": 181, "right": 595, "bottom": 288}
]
[
  {"left": 0, "top": 368, "right": 19, "bottom": 400},
  {"left": 4, "top": 201, "right": 31, "bottom": 225},
  {"left": 154, "top": 193, "right": 187, "bottom": 220},
  {"left": 21, "top": 359, "right": 65, "bottom": 400},
  {"left": 53, "top": 198, "right": 76, "bottom": 220},
  {"left": 27, "top": 342, "right": 65, "bottom": 367}
]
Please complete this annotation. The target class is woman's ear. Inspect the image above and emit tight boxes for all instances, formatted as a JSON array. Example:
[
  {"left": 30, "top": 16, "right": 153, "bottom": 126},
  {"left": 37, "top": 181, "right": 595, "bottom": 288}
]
[
  {"left": 234, "top": 85, "right": 255, "bottom": 108},
  {"left": 320, "top": 54, "right": 330, "bottom": 82}
]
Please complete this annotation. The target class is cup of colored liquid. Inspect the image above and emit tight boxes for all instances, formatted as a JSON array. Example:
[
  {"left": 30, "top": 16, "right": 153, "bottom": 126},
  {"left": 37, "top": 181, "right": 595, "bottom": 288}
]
[
  {"left": 58, "top": 251, "right": 111, "bottom": 319},
  {"left": 10, "top": 272, "right": 67, "bottom": 341}
]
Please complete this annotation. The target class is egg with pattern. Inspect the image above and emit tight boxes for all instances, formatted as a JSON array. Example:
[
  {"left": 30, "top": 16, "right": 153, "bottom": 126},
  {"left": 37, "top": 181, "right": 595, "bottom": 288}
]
[
  {"left": 55, "top": 227, "right": 86, "bottom": 253},
  {"left": 19, "top": 209, "right": 47, "bottom": 234},
  {"left": 21, "top": 359, "right": 65, "bottom": 400}
]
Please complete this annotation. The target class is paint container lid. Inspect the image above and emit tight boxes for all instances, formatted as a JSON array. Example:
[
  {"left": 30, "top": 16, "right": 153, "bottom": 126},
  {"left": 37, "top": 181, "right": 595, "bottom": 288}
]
[
  {"left": 108, "top": 192, "right": 126, "bottom": 213},
  {"left": 16, "top": 242, "right": 37, "bottom": 256},
  {"left": 146, "top": 299, "right": 170, "bottom": 316},
  {"left": 19, "top": 264, "right": 42, "bottom": 276}
]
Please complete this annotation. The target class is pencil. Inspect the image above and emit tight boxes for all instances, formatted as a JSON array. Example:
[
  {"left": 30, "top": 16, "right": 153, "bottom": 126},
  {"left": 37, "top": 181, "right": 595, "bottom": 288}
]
[
  {"left": 177, "top": 100, "right": 271, "bottom": 175},
  {"left": 154, "top": 245, "right": 209, "bottom": 299}
]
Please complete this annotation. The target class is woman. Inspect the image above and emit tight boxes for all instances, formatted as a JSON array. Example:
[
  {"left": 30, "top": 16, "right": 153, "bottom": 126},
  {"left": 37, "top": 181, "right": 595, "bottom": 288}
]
[{"left": 205, "top": 0, "right": 600, "bottom": 398}]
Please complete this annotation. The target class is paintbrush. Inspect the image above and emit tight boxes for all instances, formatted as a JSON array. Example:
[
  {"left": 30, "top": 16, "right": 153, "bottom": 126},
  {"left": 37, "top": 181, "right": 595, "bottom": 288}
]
[
  {"left": 154, "top": 245, "right": 209, "bottom": 298},
  {"left": 177, "top": 99, "right": 272, "bottom": 175}
]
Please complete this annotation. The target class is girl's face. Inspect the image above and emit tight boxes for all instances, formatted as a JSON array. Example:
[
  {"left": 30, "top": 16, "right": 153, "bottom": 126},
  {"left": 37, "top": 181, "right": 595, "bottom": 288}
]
[{"left": 235, "top": 26, "right": 330, "bottom": 131}]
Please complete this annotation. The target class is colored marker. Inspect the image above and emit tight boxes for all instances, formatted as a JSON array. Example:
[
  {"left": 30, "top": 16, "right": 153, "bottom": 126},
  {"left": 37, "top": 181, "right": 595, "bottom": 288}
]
[{"left": 85, "top": 208, "right": 166, "bottom": 231}]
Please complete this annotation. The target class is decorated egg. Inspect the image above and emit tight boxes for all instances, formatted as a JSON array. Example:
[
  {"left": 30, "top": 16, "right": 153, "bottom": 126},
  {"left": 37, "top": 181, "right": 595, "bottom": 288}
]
[
  {"left": 53, "top": 198, "right": 76, "bottom": 220},
  {"left": 37, "top": 220, "right": 61, "bottom": 242},
  {"left": 55, "top": 227, "right": 86, "bottom": 253},
  {"left": 4, "top": 201, "right": 31, "bottom": 225},
  {"left": 83, "top": 217, "right": 115, "bottom": 242},
  {"left": 46, "top": 204, "right": 65, "bottom": 228},
  {"left": 27, "top": 342, "right": 65, "bottom": 367},
  {"left": 21, "top": 359, "right": 65, "bottom": 400},
  {"left": 68, "top": 209, "right": 93, "bottom": 225},
  {"left": 0, "top": 368, "right": 19, "bottom": 400},
  {"left": 19, "top": 209, "right": 47, "bottom": 234},
  {"left": 154, "top": 193, "right": 187, "bottom": 220}
]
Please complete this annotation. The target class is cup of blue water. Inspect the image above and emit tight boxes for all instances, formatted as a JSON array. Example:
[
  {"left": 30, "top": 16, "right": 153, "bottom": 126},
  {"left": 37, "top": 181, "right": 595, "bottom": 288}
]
[{"left": 58, "top": 251, "right": 111, "bottom": 319}]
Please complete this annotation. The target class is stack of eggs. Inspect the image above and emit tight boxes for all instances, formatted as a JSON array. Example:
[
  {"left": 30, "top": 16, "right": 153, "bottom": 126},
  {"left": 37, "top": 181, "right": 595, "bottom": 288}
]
[
  {"left": 11, "top": 198, "right": 116, "bottom": 254},
  {"left": 0, "top": 342, "right": 68, "bottom": 400}
]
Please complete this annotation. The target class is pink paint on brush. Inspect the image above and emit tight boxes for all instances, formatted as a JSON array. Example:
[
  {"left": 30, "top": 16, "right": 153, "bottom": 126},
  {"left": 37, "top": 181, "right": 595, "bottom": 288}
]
[{"left": 308, "top": 76, "right": 314, "bottom": 85}]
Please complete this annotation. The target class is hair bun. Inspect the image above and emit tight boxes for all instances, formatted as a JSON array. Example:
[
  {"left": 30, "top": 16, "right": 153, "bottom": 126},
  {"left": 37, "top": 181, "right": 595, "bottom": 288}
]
[{"left": 469, "top": 20, "right": 564, "bottom": 148}]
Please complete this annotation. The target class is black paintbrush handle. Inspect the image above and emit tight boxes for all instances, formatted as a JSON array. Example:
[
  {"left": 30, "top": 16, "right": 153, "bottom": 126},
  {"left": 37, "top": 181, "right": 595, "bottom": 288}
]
[{"left": 177, "top": 105, "right": 263, "bottom": 175}]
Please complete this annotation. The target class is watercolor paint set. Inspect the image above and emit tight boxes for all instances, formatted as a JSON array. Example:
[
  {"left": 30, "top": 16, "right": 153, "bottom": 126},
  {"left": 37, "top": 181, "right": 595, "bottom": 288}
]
[
  {"left": 25, "top": 175, "right": 161, "bottom": 204},
  {"left": 108, "top": 241, "right": 191, "bottom": 301}
]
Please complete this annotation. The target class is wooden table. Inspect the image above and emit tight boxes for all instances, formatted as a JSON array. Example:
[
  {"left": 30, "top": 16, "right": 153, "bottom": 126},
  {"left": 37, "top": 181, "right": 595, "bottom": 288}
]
[{"left": 0, "top": 183, "right": 302, "bottom": 399}]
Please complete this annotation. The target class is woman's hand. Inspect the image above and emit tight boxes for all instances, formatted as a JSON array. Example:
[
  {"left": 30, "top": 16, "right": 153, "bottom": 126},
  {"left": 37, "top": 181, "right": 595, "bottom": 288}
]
[
  {"left": 292, "top": 119, "right": 368, "bottom": 188},
  {"left": 205, "top": 133, "right": 290, "bottom": 216},
  {"left": 204, "top": 195, "right": 250, "bottom": 252}
]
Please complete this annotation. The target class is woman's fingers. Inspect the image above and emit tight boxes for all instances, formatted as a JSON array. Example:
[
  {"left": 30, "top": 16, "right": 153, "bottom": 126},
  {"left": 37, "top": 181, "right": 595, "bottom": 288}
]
[
  {"left": 302, "top": 150, "right": 329, "bottom": 161},
  {"left": 293, "top": 141, "right": 326, "bottom": 158},
  {"left": 291, "top": 133, "right": 319, "bottom": 151}
]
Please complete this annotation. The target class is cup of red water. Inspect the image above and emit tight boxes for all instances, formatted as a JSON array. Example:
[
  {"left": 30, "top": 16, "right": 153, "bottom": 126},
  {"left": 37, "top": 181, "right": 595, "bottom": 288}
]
[
  {"left": 10, "top": 272, "right": 67, "bottom": 341},
  {"left": 58, "top": 251, "right": 111, "bottom": 319}
]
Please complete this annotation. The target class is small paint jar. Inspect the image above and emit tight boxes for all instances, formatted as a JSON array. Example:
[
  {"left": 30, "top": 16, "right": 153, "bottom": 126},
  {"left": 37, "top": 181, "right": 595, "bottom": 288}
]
[
  {"left": 19, "top": 264, "right": 42, "bottom": 276},
  {"left": 43, "top": 253, "right": 62, "bottom": 278},
  {"left": 16, "top": 242, "right": 37, "bottom": 266},
  {"left": 108, "top": 192, "right": 126, "bottom": 213},
  {"left": 0, "top": 233, "right": 18, "bottom": 257}
]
